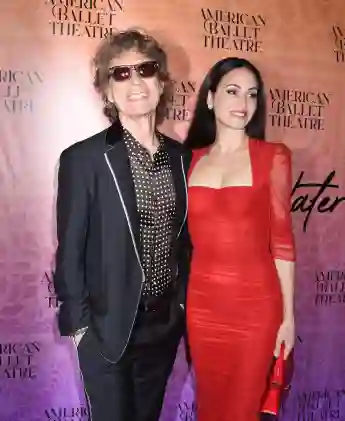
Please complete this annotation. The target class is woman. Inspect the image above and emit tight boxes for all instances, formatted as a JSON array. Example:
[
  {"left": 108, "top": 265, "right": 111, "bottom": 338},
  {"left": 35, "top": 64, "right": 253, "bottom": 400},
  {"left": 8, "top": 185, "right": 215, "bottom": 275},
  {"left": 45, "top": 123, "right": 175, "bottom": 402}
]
[{"left": 185, "top": 57, "right": 296, "bottom": 421}]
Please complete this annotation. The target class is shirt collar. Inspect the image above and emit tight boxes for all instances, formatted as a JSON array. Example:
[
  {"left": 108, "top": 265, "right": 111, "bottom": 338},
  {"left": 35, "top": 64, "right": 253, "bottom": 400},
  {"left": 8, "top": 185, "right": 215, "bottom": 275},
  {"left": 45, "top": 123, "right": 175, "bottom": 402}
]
[{"left": 123, "top": 129, "right": 166, "bottom": 167}]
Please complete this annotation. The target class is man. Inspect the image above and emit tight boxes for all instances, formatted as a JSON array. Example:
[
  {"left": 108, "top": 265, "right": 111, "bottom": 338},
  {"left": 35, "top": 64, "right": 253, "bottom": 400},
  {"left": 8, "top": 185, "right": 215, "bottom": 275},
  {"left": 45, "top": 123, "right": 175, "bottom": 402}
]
[{"left": 53, "top": 29, "right": 192, "bottom": 421}]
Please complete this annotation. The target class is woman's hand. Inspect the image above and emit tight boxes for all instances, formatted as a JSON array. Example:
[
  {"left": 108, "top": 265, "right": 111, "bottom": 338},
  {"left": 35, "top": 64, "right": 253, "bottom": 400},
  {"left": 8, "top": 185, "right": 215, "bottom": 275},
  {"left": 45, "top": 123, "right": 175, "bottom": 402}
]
[{"left": 274, "top": 318, "right": 295, "bottom": 359}]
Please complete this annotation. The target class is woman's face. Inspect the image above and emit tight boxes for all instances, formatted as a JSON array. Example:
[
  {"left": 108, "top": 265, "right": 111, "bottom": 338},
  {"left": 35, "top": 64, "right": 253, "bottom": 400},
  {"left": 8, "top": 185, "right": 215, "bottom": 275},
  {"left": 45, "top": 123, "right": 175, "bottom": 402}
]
[
  {"left": 208, "top": 67, "right": 259, "bottom": 131},
  {"left": 106, "top": 49, "right": 163, "bottom": 120}
]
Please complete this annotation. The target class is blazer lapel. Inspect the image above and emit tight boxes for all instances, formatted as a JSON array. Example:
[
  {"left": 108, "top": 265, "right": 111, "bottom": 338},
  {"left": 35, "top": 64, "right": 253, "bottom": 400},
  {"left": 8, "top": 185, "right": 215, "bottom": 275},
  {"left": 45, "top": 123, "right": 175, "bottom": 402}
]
[
  {"left": 164, "top": 138, "right": 188, "bottom": 238},
  {"left": 104, "top": 122, "right": 141, "bottom": 256}
]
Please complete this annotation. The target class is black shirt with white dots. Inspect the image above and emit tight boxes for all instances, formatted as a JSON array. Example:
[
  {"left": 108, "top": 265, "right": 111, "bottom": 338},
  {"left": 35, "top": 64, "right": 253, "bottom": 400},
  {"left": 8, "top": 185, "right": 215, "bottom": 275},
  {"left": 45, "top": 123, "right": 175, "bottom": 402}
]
[{"left": 123, "top": 129, "right": 177, "bottom": 298}]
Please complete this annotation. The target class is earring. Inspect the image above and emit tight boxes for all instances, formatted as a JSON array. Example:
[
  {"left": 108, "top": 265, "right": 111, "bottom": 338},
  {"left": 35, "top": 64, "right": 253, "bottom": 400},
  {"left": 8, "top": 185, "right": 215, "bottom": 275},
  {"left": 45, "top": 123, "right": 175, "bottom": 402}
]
[{"left": 105, "top": 98, "right": 113, "bottom": 108}]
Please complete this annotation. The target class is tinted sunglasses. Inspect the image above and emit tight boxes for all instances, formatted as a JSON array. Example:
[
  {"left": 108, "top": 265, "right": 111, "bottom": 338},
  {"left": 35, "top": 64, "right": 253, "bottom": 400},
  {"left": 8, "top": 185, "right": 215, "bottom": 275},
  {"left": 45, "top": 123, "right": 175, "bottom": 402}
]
[{"left": 108, "top": 61, "right": 159, "bottom": 82}]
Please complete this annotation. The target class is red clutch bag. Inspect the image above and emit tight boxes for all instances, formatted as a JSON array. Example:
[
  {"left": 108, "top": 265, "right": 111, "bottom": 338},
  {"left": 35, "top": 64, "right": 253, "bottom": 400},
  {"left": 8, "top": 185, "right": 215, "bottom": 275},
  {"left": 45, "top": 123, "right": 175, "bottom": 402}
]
[{"left": 260, "top": 344, "right": 294, "bottom": 416}]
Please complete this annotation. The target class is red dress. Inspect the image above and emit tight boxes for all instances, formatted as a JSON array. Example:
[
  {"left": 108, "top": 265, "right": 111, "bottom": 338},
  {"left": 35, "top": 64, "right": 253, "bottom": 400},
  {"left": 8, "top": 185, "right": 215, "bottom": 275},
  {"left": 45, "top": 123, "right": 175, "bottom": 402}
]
[{"left": 186, "top": 140, "right": 295, "bottom": 421}]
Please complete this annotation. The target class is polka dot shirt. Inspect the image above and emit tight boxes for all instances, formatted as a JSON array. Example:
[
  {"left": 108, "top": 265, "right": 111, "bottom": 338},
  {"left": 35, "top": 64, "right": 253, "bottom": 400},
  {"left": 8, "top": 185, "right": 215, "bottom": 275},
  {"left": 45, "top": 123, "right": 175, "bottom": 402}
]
[{"left": 124, "top": 129, "right": 177, "bottom": 297}]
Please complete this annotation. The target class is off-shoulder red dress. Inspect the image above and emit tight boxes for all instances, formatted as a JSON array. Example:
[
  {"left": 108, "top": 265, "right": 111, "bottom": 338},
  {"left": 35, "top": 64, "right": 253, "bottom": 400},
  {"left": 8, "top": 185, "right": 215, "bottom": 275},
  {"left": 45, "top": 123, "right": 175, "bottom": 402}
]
[{"left": 186, "top": 140, "right": 295, "bottom": 421}]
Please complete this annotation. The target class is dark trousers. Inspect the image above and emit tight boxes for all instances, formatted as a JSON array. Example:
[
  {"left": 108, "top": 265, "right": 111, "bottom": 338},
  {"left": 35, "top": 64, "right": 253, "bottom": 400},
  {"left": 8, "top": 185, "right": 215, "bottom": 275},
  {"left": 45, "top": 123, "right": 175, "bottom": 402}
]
[{"left": 76, "top": 302, "right": 183, "bottom": 421}]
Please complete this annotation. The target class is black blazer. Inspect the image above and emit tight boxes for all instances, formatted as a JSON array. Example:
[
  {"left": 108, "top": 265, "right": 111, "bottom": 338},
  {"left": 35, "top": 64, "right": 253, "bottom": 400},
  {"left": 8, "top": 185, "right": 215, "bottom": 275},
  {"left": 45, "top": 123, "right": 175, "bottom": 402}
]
[{"left": 53, "top": 120, "right": 192, "bottom": 363}]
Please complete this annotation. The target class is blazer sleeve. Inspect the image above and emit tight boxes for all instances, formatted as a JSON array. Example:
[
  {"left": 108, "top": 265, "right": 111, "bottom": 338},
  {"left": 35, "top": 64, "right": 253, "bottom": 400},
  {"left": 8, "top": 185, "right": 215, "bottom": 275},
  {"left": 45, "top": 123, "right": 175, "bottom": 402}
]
[
  {"left": 53, "top": 146, "right": 91, "bottom": 336},
  {"left": 269, "top": 143, "right": 296, "bottom": 262}
]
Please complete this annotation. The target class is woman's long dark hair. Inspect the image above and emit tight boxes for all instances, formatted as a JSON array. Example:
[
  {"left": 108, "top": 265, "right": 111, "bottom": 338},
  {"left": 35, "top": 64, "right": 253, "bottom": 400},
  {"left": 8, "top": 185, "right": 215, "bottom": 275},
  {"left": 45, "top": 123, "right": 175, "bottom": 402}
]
[{"left": 185, "top": 57, "right": 266, "bottom": 149}]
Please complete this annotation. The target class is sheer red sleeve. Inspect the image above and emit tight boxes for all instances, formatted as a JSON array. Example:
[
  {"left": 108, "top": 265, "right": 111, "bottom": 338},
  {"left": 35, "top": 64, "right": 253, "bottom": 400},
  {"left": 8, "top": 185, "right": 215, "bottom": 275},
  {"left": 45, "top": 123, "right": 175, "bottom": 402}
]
[{"left": 269, "top": 143, "right": 296, "bottom": 261}]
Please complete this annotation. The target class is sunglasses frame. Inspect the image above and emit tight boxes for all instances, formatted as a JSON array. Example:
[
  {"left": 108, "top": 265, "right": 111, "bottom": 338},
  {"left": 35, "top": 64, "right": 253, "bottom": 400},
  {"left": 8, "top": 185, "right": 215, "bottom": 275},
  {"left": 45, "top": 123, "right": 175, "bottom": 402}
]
[{"left": 108, "top": 60, "right": 159, "bottom": 82}]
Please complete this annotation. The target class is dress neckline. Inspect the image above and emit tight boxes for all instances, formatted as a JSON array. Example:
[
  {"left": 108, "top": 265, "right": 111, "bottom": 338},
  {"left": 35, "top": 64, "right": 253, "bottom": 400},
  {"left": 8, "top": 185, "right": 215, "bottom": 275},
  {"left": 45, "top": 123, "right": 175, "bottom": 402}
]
[{"left": 188, "top": 139, "right": 256, "bottom": 190}]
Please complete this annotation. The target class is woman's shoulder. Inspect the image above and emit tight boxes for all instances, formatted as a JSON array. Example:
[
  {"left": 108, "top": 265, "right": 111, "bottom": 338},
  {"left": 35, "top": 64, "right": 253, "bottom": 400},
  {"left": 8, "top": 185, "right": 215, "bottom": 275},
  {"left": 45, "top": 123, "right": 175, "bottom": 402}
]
[
  {"left": 186, "top": 147, "right": 209, "bottom": 176},
  {"left": 192, "top": 145, "right": 211, "bottom": 155},
  {"left": 189, "top": 146, "right": 208, "bottom": 160},
  {"left": 251, "top": 139, "right": 291, "bottom": 157}
]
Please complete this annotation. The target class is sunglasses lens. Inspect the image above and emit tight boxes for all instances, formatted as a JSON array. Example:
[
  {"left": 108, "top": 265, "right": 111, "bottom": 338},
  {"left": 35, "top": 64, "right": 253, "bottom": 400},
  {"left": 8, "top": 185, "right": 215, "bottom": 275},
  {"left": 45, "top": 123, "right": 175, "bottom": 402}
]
[
  {"left": 109, "top": 61, "right": 158, "bottom": 82},
  {"left": 110, "top": 67, "right": 131, "bottom": 82},
  {"left": 138, "top": 61, "right": 158, "bottom": 78}
]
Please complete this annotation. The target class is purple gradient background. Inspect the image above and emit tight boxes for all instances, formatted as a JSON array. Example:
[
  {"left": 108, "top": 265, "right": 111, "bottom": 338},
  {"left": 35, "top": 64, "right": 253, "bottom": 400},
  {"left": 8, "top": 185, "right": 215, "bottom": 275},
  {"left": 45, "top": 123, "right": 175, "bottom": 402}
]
[{"left": 1, "top": 1, "right": 345, "bottom": 420}]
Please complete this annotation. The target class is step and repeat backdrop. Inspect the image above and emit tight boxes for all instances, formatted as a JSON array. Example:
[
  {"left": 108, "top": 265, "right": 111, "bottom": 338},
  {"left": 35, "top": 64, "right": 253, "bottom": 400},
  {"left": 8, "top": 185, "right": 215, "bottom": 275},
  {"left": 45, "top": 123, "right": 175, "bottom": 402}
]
[{"left": 0, "top": 0, "right": 345, "bottom": 420}]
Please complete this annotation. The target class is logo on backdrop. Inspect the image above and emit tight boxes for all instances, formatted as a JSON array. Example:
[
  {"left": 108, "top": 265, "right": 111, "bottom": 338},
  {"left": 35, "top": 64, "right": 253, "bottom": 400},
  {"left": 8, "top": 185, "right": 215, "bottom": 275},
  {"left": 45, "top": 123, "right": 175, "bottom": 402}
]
[
  {"left": 333, "top": 25, "right": 345, "bottom": 63},
  {"left": 291, "top": 170, "right": 345, "bottom": 233},
  {"left": 45, "top": 0, "right": 124, "bottom": 38},
  {"left": 297, "top": 389, "right": 345, "bottom": 421},
  {"left": 41, "top": 271, "right": 58, "bottom": 309},
  {"left": 0, "top": 342, "right": 40, "bottom": 380},
  {"left": 45, "top": 407, "right": 89, "bottom": 421},
  {"left": 315, "top": 270, "right": 345, "bottom": 306},
  {"left": 165, "top": 80, "right": 197, "bottom": 122},
  {"left": 178, "top": 401, "right": 197, "bottom": 421},
  {"left": 0, "top": 69, "right": 43, "bottom": 113},
  {"left": 201, "top": 8, "right": 266, "bottom": 52},
  {"left": 269, "top": 88, "right": 330, "bottom": 131}
]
